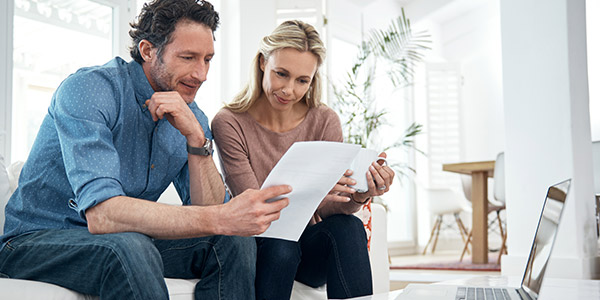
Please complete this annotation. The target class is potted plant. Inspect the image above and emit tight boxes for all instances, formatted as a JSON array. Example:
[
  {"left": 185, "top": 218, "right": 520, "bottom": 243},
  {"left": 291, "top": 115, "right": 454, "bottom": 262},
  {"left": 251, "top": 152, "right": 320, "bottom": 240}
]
[{"left": 331, "top": 9, "right": 430, "bottom": 181}]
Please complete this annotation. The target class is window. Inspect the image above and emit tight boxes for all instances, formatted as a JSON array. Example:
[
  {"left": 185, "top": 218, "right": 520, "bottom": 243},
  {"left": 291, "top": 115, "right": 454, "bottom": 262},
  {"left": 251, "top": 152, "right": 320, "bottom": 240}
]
[
  {"left": 275, "top": 0, "right": 323, "bottom": 28},
  {"left": 1, "top": 0, "right": 134, "bottom": 163},
  {"left": 328, "top": 7, "right": 418, "bottom": 250},
  {"left": 425, "top": 63, "right": 462, "bottom": 189}
]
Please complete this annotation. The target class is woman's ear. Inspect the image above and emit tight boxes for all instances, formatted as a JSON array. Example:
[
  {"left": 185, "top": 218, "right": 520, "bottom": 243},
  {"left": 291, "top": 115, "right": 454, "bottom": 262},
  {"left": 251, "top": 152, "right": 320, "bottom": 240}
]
[
  {"left": 259, "top": 54, "right": 266, "bottom": 72},
  {"left": 139, "top": 40, "right": 155, "bottom": 62}
]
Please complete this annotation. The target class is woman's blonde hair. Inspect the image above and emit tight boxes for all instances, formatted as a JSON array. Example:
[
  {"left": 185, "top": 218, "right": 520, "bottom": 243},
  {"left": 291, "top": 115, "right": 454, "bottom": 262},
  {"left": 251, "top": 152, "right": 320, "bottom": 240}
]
[{"left": 225, "top": 20, "right": 326, "bottom": 112}]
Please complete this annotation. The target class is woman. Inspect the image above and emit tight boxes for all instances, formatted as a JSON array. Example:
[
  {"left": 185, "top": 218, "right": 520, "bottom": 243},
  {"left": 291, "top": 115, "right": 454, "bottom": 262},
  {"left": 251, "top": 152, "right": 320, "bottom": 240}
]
[{"left": 211, "top": 20, "right": 394, "bottom": 299}]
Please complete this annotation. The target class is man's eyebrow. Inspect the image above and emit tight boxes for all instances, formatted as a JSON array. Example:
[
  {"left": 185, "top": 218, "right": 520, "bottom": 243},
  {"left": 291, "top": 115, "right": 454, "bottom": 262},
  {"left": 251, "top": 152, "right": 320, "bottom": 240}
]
[{"left": 178, "top": 50, "right": 214, "bottom": 57}]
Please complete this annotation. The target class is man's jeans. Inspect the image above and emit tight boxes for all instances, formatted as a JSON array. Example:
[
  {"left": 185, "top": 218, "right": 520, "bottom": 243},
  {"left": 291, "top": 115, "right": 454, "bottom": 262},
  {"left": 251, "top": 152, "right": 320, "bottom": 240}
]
[
  {"left": 0, "top": 229, "right": 256, "bottom": 300},
  {"left": 255, "top": 214, "right": 373, "bottom": 300}
]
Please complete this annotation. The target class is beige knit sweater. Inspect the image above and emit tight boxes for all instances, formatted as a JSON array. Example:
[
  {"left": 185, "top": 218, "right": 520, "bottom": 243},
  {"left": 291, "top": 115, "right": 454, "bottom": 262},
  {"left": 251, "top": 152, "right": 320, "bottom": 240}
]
[{"left": 211, "top": 105, "right": 364, "bottom": 224}]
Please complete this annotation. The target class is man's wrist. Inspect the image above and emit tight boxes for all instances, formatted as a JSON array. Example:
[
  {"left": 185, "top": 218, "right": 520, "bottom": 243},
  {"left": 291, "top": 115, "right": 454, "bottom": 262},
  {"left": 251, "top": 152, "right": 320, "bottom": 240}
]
[
  {"left": 186, "top": 134, "right": 206, "bottom": 148},
  {"left": 185, "top": 123, "right": 207, "bottom": 148},
  {"left": 187, "top": 139, "right": 212, "bottom": 156}
]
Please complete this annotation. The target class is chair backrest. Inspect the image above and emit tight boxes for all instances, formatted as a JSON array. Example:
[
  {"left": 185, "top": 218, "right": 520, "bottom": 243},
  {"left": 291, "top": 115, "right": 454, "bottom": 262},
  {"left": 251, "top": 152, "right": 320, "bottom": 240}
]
[
  {"left": 426, "top": 188, "right": 468, "bottom": 216},
  {"left": 460, "top": 174, "right": 472, "bottom": 202},
  {"left": 460, "top": 153, "right": 505, "bottom": 206},
  {"left": 592, "top": 141, "right": 600, "bottom": 195},
  {"left": 493, "top": 152, "right": 505, "bottom": 204}
]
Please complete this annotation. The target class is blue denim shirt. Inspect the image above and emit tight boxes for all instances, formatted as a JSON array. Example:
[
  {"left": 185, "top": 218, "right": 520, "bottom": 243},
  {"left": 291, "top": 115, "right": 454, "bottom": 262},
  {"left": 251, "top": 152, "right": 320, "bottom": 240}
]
[{"left": 1, "top": 57, "right": 226, "bottom": 244}]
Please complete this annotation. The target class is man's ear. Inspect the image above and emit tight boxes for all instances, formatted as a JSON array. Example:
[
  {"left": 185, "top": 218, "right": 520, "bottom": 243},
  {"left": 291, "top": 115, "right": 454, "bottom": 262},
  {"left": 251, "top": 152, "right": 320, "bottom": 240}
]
[{"left": 139, "top": 40, "right": 155, "bottom": 62}]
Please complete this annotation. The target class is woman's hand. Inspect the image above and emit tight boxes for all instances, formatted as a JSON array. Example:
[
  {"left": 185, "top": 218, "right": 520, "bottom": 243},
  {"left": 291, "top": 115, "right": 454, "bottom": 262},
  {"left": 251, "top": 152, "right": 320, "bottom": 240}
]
[
  {"left": 324, "top": 169, "right": 357, "bottom": 203},
  {"left": 352, "top": 152, "right": 395, "bottom": 203},
  {"left": 318, "top": 170, "right": 356, "bottom": 209}
]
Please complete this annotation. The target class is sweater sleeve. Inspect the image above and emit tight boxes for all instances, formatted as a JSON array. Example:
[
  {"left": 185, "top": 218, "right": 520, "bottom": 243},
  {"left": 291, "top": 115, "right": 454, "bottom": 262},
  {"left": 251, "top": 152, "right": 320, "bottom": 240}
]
[
  {"left": 321, "top": 106, "right": 344, "bottom": 143},
  {"left": 211, "top": 109, "right": 261, "bottom": 197}
]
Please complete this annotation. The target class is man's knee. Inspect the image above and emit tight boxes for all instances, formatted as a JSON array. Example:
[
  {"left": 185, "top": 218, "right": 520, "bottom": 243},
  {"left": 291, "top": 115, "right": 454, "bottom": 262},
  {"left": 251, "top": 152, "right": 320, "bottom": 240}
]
[
  {"left": 214, "top": 236, "right": 256, "bottom": 268},
  {"left": 97, "top": 232, "right": 163, "bottom": 273}
]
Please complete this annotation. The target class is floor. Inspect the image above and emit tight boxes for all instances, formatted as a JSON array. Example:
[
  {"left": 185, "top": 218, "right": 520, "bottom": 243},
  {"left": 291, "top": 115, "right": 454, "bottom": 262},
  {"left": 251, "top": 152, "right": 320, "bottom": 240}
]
[{"left": 388, "top": 249, "right": 501, "bottom": 291}]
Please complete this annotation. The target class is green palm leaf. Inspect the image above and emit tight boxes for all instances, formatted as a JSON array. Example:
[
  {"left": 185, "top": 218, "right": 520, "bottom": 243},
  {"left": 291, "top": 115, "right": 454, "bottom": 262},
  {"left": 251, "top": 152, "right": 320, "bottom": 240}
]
[{"left": 331, "top": 8, "right": 430, "bottom": 179}]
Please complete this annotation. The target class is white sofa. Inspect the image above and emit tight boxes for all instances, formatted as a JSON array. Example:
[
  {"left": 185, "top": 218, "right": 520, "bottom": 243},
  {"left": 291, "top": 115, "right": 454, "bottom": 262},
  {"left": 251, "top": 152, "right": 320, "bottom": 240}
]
[{"left": 0, "top": 156, "right": 389, "bottom": 299}]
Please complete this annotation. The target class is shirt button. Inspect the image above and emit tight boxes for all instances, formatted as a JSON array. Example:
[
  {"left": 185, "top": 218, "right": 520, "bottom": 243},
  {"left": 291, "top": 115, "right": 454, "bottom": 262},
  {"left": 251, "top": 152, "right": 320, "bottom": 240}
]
[
  {"left": 142, "top": 104, "right": 147, "bottom": 109},
  {"left": 68, "top": 199, "right": 78, "bottom": 208},
  {"left": 151, "top": 164, "right": 155, "bottom": 169}
]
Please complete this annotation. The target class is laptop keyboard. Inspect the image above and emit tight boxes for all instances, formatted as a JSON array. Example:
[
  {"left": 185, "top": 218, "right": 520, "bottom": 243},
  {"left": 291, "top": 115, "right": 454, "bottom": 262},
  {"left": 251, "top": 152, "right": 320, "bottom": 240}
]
[{"left": 456, "top": 287, "right": 514, "bottom": 300}]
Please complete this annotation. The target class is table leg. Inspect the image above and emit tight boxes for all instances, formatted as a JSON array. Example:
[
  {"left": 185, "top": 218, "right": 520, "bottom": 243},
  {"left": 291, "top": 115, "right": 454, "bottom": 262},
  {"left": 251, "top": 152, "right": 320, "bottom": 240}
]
[{"left": 471, "top": 171, "right": 489, "bottom": 264}]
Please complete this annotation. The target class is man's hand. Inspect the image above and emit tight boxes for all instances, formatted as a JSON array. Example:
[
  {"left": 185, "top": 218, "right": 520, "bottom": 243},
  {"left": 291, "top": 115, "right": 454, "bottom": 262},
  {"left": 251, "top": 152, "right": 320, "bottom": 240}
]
[
  {"left": 217, "top": 185, "right": 291, "bottom": 236},
  {"left": 145, "top": 91, "right": 205, "bottom": 145}
]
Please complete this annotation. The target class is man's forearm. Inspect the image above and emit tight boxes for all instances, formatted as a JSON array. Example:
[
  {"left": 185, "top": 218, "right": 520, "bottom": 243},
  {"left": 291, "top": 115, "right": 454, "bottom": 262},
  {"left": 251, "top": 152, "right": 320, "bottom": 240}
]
[
  {"left": 188, "top": 154, "right": 226, "bottom": 206},
  {"left": 86, "top": 195, "right": 223, "bottom": 239}
]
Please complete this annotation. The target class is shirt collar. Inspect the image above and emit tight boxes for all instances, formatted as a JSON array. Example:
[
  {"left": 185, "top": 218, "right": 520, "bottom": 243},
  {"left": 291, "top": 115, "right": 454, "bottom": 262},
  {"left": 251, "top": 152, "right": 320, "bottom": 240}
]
[{"left": 127, "top": 60, "right": 155, "bottom": 112}]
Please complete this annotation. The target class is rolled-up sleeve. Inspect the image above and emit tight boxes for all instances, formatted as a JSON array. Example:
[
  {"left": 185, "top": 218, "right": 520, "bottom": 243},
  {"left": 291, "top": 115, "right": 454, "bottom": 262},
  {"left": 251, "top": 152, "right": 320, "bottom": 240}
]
[{"left": 51, "top": 70, "right": 125, "bottom": 219}]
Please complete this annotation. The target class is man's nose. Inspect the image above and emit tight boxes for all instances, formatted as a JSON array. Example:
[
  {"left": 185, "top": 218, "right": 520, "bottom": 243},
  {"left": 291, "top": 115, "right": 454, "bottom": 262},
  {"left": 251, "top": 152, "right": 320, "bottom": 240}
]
[{"left": 192, "top": 61, "right": 208, "bottom": 82}]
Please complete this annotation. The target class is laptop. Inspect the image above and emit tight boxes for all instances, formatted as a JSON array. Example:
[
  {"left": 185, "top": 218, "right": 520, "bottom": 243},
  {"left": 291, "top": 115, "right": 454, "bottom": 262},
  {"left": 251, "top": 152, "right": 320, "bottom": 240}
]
[{"left": 397, "top": 179, "right": 571, "bottom": 300}]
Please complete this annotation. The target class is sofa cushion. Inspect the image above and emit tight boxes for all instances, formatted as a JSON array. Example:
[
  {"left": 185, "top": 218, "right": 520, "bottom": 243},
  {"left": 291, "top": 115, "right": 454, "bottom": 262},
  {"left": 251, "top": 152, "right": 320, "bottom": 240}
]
[
  {"left": 0, "top": 278, "right": 199, "bottom": 300},
  {"left": 6, "top": 161, "right": 23, "bottom": 194},
  {"left": 0, "top": 278, "right": 95, "bottom": 300}
]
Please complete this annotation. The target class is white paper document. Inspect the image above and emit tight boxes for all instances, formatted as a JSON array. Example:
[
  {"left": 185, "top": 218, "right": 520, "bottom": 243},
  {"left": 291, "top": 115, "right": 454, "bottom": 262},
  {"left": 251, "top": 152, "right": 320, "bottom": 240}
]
[{"left": 257, "top": 141, "right": 361, "bottom": 241}]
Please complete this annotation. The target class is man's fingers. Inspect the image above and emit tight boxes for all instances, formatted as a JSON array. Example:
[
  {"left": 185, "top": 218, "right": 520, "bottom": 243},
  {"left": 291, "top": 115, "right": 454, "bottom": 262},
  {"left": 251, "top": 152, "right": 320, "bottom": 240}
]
[
  {"left": 268, "top": 197, "right": 289, "bottom": 212},
  {"left": 260, "top": 185, "right": 292, "bottom": 200}
]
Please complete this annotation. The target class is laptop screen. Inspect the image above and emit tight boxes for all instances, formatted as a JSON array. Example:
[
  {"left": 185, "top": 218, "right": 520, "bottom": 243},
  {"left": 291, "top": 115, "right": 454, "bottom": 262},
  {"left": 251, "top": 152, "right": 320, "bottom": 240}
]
[{"left": 521, "top": 179, "right": 571, "bottom": 297}]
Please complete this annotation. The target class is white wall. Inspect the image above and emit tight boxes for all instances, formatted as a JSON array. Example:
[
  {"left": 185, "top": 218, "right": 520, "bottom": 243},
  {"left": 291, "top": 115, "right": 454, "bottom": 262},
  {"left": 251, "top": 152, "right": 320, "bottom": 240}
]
[
  {"left": 588, "top": 0, "right": 600, "bottom": 142},
  {"left": 500, "top": 0, "right": 598, "bottom": 279},
  {"left": 0, "top": 0, "right": 14, "bottom": 163},
  {"left": 328, "top": 0, "right": 363, "bottom": 44},
  {"left": 219, "top": 0, "right": 277, "bottom": 105},
  {"left": 441, "top": 1, "right": 504, "bottom": 161},
  {"left": 407, "top": 0, "right": 504, "bottom": 163},
  {"left": 400, "top": 0, "right": 505, "bottom": 249}
]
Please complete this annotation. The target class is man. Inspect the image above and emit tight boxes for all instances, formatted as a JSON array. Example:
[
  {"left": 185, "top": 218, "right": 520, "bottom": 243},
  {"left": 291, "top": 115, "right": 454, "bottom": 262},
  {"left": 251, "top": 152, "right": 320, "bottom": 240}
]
[{"left": 0, "top": 1, "right": 289, "bottom": 299}]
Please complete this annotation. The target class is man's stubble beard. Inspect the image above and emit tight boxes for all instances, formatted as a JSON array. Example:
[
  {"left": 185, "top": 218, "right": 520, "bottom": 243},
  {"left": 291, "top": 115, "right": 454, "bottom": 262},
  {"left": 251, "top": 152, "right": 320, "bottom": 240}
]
[{"left": 150, "top": 56, "right": 174, "bottom": 92}]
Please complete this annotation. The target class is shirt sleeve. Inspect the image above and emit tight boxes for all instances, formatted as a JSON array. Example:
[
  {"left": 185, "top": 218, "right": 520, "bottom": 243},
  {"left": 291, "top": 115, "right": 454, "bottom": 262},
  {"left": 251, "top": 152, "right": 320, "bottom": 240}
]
[
  {"left": 211, "top": 110, "right": 261, "bottom": 197},
  {"left": 50, "top": 69, "right": 125, "bottom": 219}
]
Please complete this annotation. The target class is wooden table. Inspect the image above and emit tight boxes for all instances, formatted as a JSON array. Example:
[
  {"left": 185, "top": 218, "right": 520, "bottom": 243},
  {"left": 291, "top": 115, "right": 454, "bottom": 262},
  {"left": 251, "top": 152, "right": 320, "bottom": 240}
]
[{"left": 443, "top": 160, "right": 495, "bottom": 264}]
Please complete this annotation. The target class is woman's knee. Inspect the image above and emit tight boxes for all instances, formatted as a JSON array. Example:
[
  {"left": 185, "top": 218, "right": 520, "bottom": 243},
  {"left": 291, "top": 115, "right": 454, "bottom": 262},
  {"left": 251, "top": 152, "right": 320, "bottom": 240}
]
[
  {"left": 323, "top": 215, "right": 366, "bottom": 239},
  {"left": 256, "top": 238, "right": 301, "bottom": 266}
]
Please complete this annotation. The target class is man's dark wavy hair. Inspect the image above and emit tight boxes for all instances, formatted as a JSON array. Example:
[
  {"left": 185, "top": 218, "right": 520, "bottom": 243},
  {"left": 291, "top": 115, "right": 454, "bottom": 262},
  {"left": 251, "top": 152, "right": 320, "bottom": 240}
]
[{"left": 129, "top": 0, "right": 220, "bottom": 64}]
